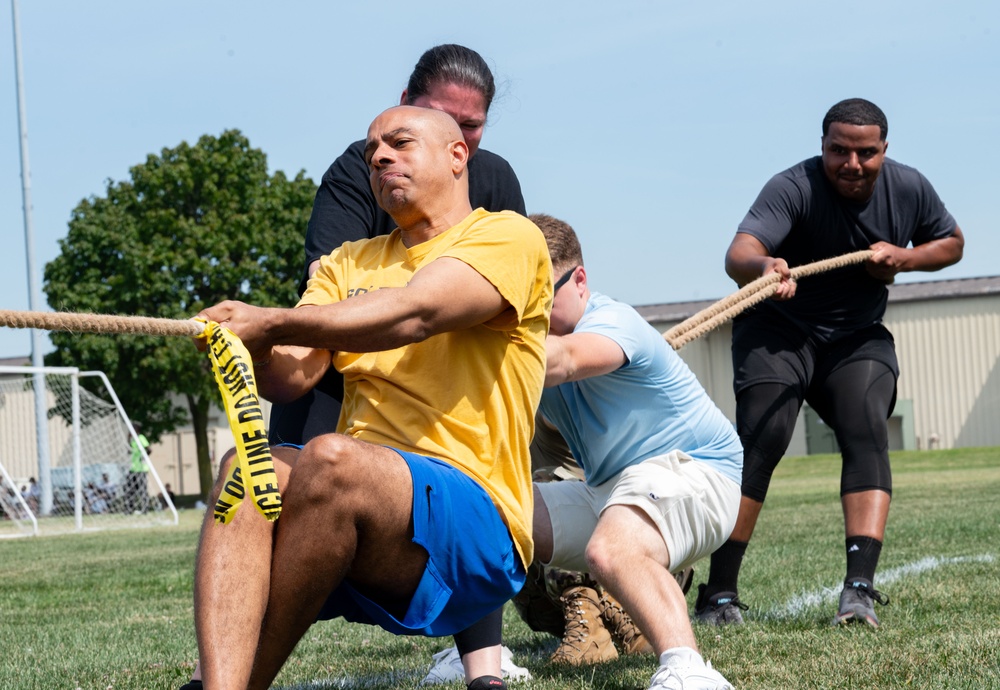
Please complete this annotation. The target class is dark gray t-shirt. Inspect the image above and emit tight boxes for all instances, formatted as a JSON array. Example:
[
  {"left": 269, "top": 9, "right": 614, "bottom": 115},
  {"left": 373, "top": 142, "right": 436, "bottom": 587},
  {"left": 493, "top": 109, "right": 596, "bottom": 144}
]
[{"left": 736, "top": 156, "right": 956, "bottom": 341}]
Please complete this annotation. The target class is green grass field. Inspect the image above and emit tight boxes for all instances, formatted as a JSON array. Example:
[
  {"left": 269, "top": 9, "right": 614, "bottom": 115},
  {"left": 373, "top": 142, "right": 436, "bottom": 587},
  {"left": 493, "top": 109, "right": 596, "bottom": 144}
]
[{"left": 1, "top": 448, "right": 997, "bottom": 689}]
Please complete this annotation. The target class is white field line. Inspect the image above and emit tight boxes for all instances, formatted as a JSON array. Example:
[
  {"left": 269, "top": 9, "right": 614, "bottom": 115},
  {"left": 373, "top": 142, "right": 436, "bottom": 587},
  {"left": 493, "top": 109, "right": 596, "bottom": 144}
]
[{"left": 764, "top": 553, "right": 996, "bottom": 620}]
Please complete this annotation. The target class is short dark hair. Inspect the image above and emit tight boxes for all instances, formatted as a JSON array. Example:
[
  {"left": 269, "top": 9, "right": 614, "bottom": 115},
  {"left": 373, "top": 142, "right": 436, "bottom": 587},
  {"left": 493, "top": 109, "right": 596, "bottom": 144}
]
[
  {"left": 529, "top": 213, "right": 583, "bottom": 272},
  {"left": 822, "top": 98, "right": 888, "bottom": 140},
  {"left": 404, "top": 44, "right": 497, "bottom": 113}
]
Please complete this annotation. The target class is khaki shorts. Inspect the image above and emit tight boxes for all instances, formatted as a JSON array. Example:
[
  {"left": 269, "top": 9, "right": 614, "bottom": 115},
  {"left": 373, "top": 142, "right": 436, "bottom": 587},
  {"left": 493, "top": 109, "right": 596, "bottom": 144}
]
[{"left": 537, "top": 450, "right": 740, "bottom": 573}]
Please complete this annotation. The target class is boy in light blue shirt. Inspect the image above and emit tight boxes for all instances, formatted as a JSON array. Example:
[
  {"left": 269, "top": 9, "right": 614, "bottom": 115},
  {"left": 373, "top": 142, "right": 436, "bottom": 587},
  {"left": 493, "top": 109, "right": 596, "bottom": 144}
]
[{"left": 532, "top": 214, "right": 741, "bottom": 690}]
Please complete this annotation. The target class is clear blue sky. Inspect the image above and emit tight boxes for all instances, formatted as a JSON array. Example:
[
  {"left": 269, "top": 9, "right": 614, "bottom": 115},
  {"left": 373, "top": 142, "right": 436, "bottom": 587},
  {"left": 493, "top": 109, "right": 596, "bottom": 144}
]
[{"left": 2, "top": 1, "right": 996, "bottom": 359}]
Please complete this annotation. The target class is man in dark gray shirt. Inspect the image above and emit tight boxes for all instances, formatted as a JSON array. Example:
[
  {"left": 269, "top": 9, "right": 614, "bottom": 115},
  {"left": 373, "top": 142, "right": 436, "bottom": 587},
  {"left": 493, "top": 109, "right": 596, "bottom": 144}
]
[{"left": 696, "top": 98, "right": 964, "bottom": 629}]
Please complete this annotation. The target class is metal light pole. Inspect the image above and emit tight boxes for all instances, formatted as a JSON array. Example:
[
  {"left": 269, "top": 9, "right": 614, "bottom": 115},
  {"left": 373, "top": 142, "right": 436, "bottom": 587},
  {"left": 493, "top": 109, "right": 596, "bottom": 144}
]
[{"left": 11, "top": 0, "right": 52, "bottom": 514}]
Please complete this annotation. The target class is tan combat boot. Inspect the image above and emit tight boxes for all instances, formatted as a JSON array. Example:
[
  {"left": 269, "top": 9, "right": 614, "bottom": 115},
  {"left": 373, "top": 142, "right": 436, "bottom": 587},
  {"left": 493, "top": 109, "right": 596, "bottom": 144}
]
[
  {"left": 598, "top": 590, "right": 655, "bottom": 655},
  {"left": 550, "top": 586, "right": 619, "bottom": 665}
]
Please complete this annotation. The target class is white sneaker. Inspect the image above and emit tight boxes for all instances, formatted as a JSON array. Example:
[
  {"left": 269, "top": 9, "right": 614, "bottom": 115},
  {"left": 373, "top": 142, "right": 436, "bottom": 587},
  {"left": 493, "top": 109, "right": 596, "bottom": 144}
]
[
  {"left": 500, "top": 645, "right": 532, "bottom": 681},
  {"left": 648, "top": 656, "right": 733, "bottom": 690},
  {"left": 420, "top": 645, "right": 532, "bottom": 685},
  {"left": 421, "top": 646, "right": 463, "bottom": 685}
]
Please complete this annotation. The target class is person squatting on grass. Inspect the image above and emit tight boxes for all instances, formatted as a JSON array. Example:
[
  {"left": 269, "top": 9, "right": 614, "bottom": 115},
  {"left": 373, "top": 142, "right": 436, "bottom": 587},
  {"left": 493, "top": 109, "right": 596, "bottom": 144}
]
[
  {"left": 696, "top": 98, "right": 965, "bottom": 629},
  {"left": 528, "top": 214, "right": 742, "bottom": 690},
  {"left": 182, "top": 106, "right": 551, "bottom": 690}
]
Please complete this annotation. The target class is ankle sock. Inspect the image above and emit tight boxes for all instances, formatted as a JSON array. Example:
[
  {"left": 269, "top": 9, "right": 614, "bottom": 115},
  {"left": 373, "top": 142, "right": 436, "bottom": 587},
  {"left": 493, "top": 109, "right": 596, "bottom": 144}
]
[
  {"left": 467, "top": 675, "right": 506, "bottom": 690},
  {"left": 660, "top": 646, "right": 704, "bottom": 667}
]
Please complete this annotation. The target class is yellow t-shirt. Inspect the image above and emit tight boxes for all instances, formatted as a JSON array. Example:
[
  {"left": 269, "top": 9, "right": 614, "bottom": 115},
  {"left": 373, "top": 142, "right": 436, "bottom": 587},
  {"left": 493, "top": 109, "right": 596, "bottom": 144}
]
[{"left": 299, "top": 208, "right": 552, "bottom": 567}]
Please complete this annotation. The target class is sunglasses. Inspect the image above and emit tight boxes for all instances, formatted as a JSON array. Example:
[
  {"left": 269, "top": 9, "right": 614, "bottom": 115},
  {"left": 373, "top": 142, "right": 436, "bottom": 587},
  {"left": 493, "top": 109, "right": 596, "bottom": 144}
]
[{"left": 554, "top": 266, "right": 579, "bottom": 292}]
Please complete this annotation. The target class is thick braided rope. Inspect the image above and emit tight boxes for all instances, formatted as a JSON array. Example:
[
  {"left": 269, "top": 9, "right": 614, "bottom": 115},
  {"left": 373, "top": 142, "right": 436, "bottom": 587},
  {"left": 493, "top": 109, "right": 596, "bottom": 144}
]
[
  {"left": 1, "top": 249, "right": 874, "bottom": 349},
  {"left": 0, "top": 309, "right": 205, "bottom": 337},
  {"left": 665, "top": 250, "right": 873, "bottom": 349}
]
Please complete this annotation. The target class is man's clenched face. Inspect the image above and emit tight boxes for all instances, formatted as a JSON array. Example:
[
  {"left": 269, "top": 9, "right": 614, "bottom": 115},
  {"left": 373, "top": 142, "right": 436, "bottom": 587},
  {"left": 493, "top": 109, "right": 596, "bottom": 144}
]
[{"left": 821, "top": 122, "right": 887, "bottom": 202}]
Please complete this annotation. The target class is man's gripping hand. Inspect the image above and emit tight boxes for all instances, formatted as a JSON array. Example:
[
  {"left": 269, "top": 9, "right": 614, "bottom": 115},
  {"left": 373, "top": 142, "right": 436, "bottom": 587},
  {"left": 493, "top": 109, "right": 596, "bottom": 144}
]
[
  {"left": 866, "top": 241, "right": 907, "bottom": 283},
  {"left": 761, "top": 257, "right": 797, "bottom": 301},
  {"left": 195, "top": 300, "right": 276, "bottom": 364}
]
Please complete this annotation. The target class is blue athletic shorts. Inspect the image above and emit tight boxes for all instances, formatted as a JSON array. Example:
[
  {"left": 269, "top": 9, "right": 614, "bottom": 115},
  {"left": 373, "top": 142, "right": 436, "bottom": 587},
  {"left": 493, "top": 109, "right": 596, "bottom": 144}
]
[{"left": 313, "top": 447, "right": 525, "bottom": 637}]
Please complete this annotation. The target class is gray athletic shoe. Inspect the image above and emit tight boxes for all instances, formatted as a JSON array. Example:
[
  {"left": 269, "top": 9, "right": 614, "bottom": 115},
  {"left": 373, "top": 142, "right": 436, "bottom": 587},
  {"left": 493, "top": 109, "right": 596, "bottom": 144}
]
[
  {"left": 693, "top": 584, "right": 748, "bottom": 626},
  {"left": 833, "top": 578, "right": 889, "bottom": 628}
]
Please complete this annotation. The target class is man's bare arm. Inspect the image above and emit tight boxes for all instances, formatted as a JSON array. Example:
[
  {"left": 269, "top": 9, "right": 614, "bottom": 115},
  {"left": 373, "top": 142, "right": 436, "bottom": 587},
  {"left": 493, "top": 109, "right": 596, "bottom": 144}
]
[
  {"left": 544, "top": 332, "right": 626, "bottom": 388},
  {"left": 867, "top": 226, "right": 965, "bottom": 282},
  {"left": 725, "top": 233, "right": 796, "bottom": 300},
  {"left": 199, "top": 256, "right": 510, "bottom": 400},
  {"left": 252, "top": 345, "right": 330, "bottom": 404}
]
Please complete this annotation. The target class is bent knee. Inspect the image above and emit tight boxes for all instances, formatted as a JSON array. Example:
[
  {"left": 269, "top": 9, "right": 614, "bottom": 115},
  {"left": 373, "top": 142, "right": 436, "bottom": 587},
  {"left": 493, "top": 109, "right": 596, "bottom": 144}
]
[
  {"left": 214, "top": 448, "right": 239, "bottom": 482},
  {"left": 294, "top": 434, "right": 367, "bottom": 493},
  {"left": 584, "top": 537, "right": 615, "bottom": 580}
]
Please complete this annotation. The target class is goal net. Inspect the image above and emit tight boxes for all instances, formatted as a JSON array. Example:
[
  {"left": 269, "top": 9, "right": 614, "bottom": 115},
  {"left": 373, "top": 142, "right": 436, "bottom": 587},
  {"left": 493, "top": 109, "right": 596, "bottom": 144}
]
[{"left": 0, "top": 366, "right": 177, "bottom": 537}]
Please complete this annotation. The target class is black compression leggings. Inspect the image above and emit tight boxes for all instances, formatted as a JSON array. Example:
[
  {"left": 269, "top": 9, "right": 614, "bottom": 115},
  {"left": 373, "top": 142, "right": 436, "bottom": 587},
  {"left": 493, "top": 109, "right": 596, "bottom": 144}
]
[
  {"left": 453, "top": 606, "right": 503, "bottom": 657},
  {"left": 738, "top": 359, "right": 897, "bottom": 502}
]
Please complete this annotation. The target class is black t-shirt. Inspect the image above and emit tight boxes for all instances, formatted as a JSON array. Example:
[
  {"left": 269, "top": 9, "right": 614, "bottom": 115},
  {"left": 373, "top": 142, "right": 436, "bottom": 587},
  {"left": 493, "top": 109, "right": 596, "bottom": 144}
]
[
  {"left": 736, "top": 156, "right": 957, "bottom": 341},
  {"left": 300, "top": 139, "right": 526, "bottom": 294}
]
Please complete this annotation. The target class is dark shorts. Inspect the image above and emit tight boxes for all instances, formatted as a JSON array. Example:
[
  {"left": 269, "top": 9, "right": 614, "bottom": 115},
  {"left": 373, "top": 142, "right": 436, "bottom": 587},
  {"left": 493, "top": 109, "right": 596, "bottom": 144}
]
[
  {"left": 732, "top": 311, "right": 899, "bottom": 398},
  {"left": 314, "top": 448, "right": 526, "bottom": 637}
]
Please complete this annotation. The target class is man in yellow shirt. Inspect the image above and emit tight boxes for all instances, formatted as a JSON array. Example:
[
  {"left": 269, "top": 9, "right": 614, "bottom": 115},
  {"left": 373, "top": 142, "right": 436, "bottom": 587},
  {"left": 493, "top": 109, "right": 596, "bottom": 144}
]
[{"left": 186, "top": 106, "right": 551, "bottom": 690}]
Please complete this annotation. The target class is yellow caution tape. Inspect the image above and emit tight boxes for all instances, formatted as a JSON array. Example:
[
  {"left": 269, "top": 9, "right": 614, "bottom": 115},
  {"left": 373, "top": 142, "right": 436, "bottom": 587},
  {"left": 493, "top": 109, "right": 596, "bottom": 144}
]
[{"left": 198, "top": 320, "right": 281, "bottom": 523}]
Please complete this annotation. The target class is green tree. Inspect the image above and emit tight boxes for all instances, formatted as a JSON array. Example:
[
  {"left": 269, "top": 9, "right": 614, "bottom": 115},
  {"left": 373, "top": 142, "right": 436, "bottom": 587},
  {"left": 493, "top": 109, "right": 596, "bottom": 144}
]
[{"left": 43, "top": 129, "right": 315, "bottom": 500}]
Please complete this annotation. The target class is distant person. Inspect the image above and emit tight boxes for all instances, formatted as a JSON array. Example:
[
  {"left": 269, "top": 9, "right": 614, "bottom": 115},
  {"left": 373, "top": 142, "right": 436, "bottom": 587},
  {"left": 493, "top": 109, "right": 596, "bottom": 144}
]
[
  {"left": 97, "top": 472, "right": 117, "bottom": 510},
  {"left": 180, "top": 106, "right": 550, "bottom": 690},
  {"left": 126, "top": 426, "right": 151, "bottom": 513},
  {"left": 5, "top": 483, "right": 23, "bottom": 518},
  {"left": 84, "top": 481, "right": 108, "bottom": 514},
  {"left": 269, "top": 43, "right": 525, "bottom": 450},
  {"left": 697, "top": 98, "right": 964, "bottom": 629},
  {"left": 22, "top": 477, "right": 40, "bottom": 514},
  {"left": 158, "top": 483, "right": 177, "bottom": 510}
]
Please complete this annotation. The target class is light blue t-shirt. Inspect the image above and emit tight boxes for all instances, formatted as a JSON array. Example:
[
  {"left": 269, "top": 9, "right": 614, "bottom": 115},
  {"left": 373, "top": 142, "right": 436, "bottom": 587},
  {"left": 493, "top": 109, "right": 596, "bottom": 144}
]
[{"left": 539, "top": 292, "right": 743, "bottom": 486}]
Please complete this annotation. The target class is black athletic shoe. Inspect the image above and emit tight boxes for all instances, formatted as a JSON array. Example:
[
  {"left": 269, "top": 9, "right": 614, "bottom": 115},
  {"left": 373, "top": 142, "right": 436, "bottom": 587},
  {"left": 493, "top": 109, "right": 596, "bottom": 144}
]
[
  {"left": 693, "top": 583, "right": 748, "bottom": 625},
  {"left": 833, "top": 578, "right": 889, "bottom": 628},
  {"left": 178, "top": 681, "right": 202, "bottom": 690}
]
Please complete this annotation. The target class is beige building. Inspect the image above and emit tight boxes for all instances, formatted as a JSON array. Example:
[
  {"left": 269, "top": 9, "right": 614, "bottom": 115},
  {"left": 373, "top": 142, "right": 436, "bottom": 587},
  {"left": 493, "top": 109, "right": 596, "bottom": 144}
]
[{"left": 637, "top": 275, "right": 1000, "bottom": 456}]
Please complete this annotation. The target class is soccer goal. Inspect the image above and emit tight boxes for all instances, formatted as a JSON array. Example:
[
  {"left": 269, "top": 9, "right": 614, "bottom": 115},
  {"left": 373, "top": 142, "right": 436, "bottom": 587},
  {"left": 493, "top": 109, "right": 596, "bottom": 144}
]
[{"left": 0, "top": 366, "right": 178, "bottom": 538}]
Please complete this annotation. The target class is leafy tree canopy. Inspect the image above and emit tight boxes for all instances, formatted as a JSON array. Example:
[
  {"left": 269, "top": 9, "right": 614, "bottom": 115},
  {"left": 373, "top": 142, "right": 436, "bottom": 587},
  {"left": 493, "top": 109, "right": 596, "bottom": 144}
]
[{"left": 43, "top": 129, "right": 315, "bottom": 496}]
